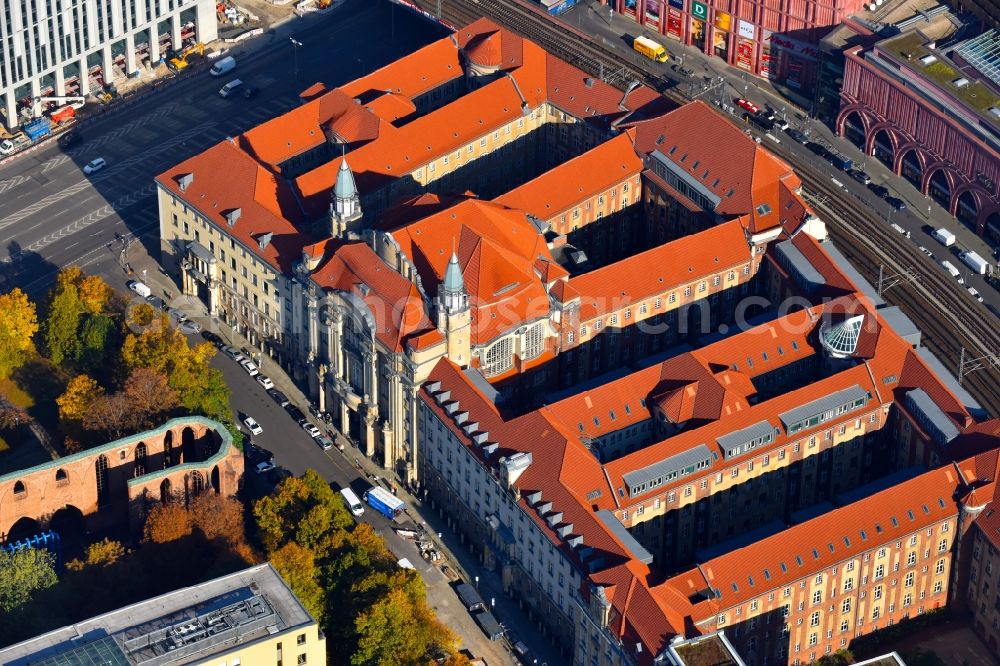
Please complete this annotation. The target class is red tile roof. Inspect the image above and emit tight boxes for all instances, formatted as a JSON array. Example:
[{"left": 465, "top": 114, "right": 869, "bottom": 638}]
[
  {"left": 568, "top": 219, "right": 752, "bottom": 322},
  {"left": 310, "top": 243, "right": 433, "bottom": 352},
  {"left": 155, "top": 140, "right": 309, "bottom": 274},
  {"left": 628, "top": 101, "right": 806, "bottom": 233},
  {"left": 362, "top": 91, "right": 417, "bottom": 124},
  {"left": 493, "top": 132, "right": 643, "bottom": 221},
  {"left": 668, "top": 462, "right": 960, "bottom": 622},
  {"left": 387, "top": 198, "right": 556, "bottom": 345},
  {"left": 339, "top": 37, "right": 463, "bottom": 101}
]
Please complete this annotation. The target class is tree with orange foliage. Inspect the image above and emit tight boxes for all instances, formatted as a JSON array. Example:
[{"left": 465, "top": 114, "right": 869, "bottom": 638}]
[
  {"left": 143, "top": 503, "right": 193, "bottom": 543},
  {"left": 189, "top": 493, "right": 246, "bottom": 545}
]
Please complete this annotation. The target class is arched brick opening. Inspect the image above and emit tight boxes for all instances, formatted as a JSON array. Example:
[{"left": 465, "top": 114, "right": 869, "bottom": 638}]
[
  {"left": 211, "top": 466, "right": 221, "bottom": 494},
  {"left": 181, "top": 427, "right": 196, "bottom": 464},
  {"left": 55, "top": 468, "right": 69, "bottom": 484},
  {"left": 95, "top": 454, "right": 110, "bottom": 508},
  {"left": 925, "top": 167, "right": 956, "bottom": 209},
  {"left": 163, "top": 430, "right": 175, "bottom": 468},
  {"left": 896, "top": 147, "right": 925, "bottom": 190},
  {"left": 955, "top": 189, "right": 980, "bottom": 232},
  {"left": 841, "top": 110, "right": 867, "bottom": 149},
  {"left": 160, "top": 478, "right": 173, "bottom": 503},
  {"left": 984, "top": 211, "right": 1000, "bottom": 243},
  {"left": 134, "top": 442, "right": 148, "bottom": 477},
  {"left": 6, "top": 516, "right": 41, "bottom": 543},
  {"left": 869, "top": 128, "right": 898, "bottom": 169}
]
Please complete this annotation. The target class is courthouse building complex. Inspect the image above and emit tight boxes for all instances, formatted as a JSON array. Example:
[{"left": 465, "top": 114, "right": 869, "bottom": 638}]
[{"left": 156, "top": 18, "right": 1000, "bottom": 665}]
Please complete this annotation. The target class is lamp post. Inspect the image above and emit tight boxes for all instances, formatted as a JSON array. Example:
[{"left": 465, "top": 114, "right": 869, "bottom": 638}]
[{"left": 289, "top": 37, "right": 302, "bottom": 79}]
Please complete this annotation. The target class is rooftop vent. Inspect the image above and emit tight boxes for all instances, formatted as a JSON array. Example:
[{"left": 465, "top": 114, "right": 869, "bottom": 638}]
[
  {"left": 919, "top": 54, "right": 937, "bottom": 65},
  {"left": 178, "top": 173, "right": 194, "bottom": 191},
  {"left": 953, "top": 77, "right": 970, "bottom": 88},
  {"left": 989, "top": 107, "right": 1000, "bottom": 119},
  {"left": 584, "top": 77, "right": 594, "bottom": 88}
]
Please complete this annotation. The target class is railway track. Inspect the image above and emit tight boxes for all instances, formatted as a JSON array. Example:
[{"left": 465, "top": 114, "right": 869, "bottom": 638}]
[{"left": 402, "top": 0, "right": 1000, "bottom": 414}]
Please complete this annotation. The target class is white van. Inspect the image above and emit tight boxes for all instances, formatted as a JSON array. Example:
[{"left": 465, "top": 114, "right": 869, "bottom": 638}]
[
  {"left": 210, "top": 55, "right": 236, "bottom": 77},
  {"left": 218, "top": 79, "right": 243, "bottom": 98},
  {"left": 128, "top": 280, "right": 152, "bottom": 298},
  {"left": 340, "top": 487, "right": 364, "bottom": 516},
  {"left": 941, "top": 260, "right": 965, "bottom": 284}
]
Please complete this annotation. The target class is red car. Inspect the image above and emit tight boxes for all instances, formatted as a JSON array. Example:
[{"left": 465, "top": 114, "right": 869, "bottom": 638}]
[{"left": 736, "top": 98, "right": 760, "bottom": 114}]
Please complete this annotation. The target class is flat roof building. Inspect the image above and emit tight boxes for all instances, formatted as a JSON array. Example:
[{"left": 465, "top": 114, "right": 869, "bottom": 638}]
[{"left": 0, "top": 563, "right": 325, "bottom": 666}]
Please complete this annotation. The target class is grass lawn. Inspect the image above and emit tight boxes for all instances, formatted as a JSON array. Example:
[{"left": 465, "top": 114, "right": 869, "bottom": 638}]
[{"left": 0, "top": 376, "right": 36, "bottom": 410}]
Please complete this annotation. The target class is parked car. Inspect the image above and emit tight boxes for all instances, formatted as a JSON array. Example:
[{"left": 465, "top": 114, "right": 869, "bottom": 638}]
[
  {"left": 245, "top": 443, "right": 273, "bottom": 464},
  {"left": 240, "top": 359, "right": 259, "bottom": 377},
  {"left": 222, "top": 346, "right": 245, "bottom": 362},
  {"left": 255, "top": 374, "right": 274, "bottom": 390},
  {"left": 145, "top": 295, "right": 167, "bottom": 310},
  {"left": 968, "top": 286, "right": 985, "bottom": 302},
  {"left": 302, "top": 422, "right": 322, "bottom": 438},
  {"left": 785, "top": 127, "right": 809, "bottom": 144},
  {"left": 128, "top": 281, "right": 152, "bottom": 298},
  {"left": 254, "top": 460, "right": 276, "bottom": 474},
  {"left": 807, "top": 142, "right": 829, "bottom": 159},
  {"left": 242, "top": 416, "right": 263, "bottom": 436},
  {"left": 868, "top": 182, "right": 890, "bottom": 199},
  {"left": 200, "top": 330, "right": 222, "bottom": 345},
  {"left": 59, "top": 131, "right": 81, "bottom": 148},
  {"left": 849, "top": 169, "right": 871, "bottom": 185},
  {"left": 268, "top": 389, "right": 290, "bottom": 407},
  {"left": 83, "top": 157, "right": 107, "bottom": 174},
  {"left": 887, "top": 196, "right": 907, "bottom": 211},
  {"left": 178, "top": 320, "right": 201, "bottom": 335},
  {"left": 167, "top": 307, "right": 188, "bottom": 323},
  {"left": 0, "top": 140, "right": 14, "bottom": 155},
  {"left": 316, "top": 435, "right": 334, "bottom": 451},
  {"left": 286, "top": 404, "right": 306, "bottom": 423},
  {"left": 735, "top": 97, "right": 760, "bottom": 114},
  {"left": 918, "top": 246, "right": 935, "bottom": 259}
]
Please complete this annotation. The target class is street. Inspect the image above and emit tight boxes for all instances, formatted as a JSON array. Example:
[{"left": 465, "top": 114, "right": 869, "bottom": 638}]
[
  {"left": 0, "top": 0, "right": 445, "bottom": 300},
  {"left": 565, "top": 0, "right": 1000, "bottom": 313}
]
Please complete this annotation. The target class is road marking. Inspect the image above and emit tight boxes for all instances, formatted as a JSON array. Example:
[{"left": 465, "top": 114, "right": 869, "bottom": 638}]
[
  {"left": 0, "top": 183, "right": 156, "bottom": 251},
  {"left": 0, "top": 121, "right": 215, "bottom": 231}
]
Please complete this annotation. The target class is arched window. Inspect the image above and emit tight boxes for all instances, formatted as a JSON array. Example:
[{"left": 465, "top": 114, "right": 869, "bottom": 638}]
[
  {"left": 163, "top": 431, "right": 174, "bottom": 468},
  {"left": 134, "top": 443, "right": 148, "bottom": 477},
  {"left": 55, "top": 468, "right": 68, "bottom": 482},
  {"left": 96, "top": 455, "right": 110, "bottom": 507},
  {"left": 189, "top": 472, "right": 205, "bottom": 498},
  {"left": 160, "top": 478, "right": 172, "bottom": 504},
  {"left": 483, "top": 336, "right": 513, "bottom": 377},
  {"left": 13, "top": 480, "right": 26, "bottom": 495},
  {"left": 522, "top": 322, "right": 545, "bottom": 361}
]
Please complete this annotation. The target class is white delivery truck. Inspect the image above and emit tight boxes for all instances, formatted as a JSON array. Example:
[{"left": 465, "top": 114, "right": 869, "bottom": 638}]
[
  {"left": 960, "top": 250, "right": 991, "bottom": 275},
  {"left": 210, "top": 55, "right": 236, "bottom": 76},
  {"left": 941, "top": 260, "right": 965, "bottom": 283},
  {"left": 340, "top": 487, "right": 364, "bottom": 516},
  {"left": 932, "top": 228, "right": 956, "bottom": 247}
]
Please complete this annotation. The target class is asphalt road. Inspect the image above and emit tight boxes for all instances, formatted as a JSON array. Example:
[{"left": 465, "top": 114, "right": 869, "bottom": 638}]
[{"left": 0, "top": 0, "right": 445, "bottom": 299}]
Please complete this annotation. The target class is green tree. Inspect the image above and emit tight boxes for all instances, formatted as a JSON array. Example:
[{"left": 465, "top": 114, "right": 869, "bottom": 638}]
[
  {"left": 271, "top": 542, "right": 325, "bottom": 623},
  {"left": 77, "top": 314, "right": 117, "bottom": 373},
  {"left": 43, "top": 282, "right": 84, "bottom": 364},
  {"left": 253, "top": 470, "right": 353, "bottom": 555},
  {"left": 0, "top": 548, "right": 57, "bottom": 613},
  {"left": 0, "top": 288, "right": 39, "bottom": 378}
]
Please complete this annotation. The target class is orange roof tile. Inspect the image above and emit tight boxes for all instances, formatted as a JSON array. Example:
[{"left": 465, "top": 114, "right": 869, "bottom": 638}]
[
  {"left": 464, "top": 30, "right": 504, "bottom": 67},
  {"left": 155, "top": 140, "right": 309, "bottom": 274},
  {"left": 295, "top": 75, "right": 534, "bottom": 214},
  {"left": 339, "top": 37, "right": 462, "bottom": 101},
  {"left": 363, "top": 91, "right": 417, "bottom": 124},
  {"left": 310, "top": 243, "right": 433, "bottom": 352},
  {"left": 493, "top": 132, "right": 643, "bottom": 220},
  {"left": 456, "top": 19, "right": 525, "bottom": 70},
  {"left": 569, "top": 219, "right": 752, "bottom": 322},
  {"left": 671, "top": 463, "right": 959, "bottom": 621},
  {"left": 628, "top": 101, "right": 806, "bottom": 232}
]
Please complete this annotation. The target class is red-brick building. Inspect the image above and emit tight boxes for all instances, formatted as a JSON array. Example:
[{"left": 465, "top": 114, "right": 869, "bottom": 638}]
[
  {"left": 0, "top": 417, "right": 242, "bottom": 539},
  {"left": 610, "top": 0, "right": 867, "bottom": 94}
]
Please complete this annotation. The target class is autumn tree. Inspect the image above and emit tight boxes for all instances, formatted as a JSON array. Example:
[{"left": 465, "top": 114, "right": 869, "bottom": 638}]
[
  {"left": 78, "top": 275, "right": 112, "bottom": 315},
  {"left": 270, "top": 542, "right": 325, "bottom": 623},
  {"left": 0, "top": 548, "right": 57, "bottom": 613},
  {"left": 83, "top": 393, "right": 134, "bottom": 438},
  {"left": 143, "top": 503, "right": 194, "bottom": 544},
  {"left": 189, "top": 493, "right": 246, "bottom": 545},
  {"left": 122, "top": 368, "right": 178, "bottom": 428},
  {"left": 253, "top": 470, "right": 353, "bottom": 555},
  {"left": 55, "top": 266, "right": 83, "bottom": 291},
  {"left": 57, "top": 374, "right": 104, "bottom": 424},
  {"left": 120, "top": 324, "right": 230, "bottom": 421},
  {"left": 0, "top": 405, "right": 29, "bottom": 429},
  {"left": 43, "top": 282, "right": 84, "bottom": 364},
  {"left": 125, "top": 302, "right": 159, "bottom": 330},
  {"left": 0, "top": 288, "right": 39, "bottom": 378}
]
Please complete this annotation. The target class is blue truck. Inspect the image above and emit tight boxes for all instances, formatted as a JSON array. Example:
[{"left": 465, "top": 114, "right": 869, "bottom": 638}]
[
  {"left": 365, "top": 486, "right": 405, "bottom": 520},
  {"left": 828, "top": 152, "right": 852, "bottom": 171},
  {"left": 23, "top": 118, "right": 52, "bottom": 142}
]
